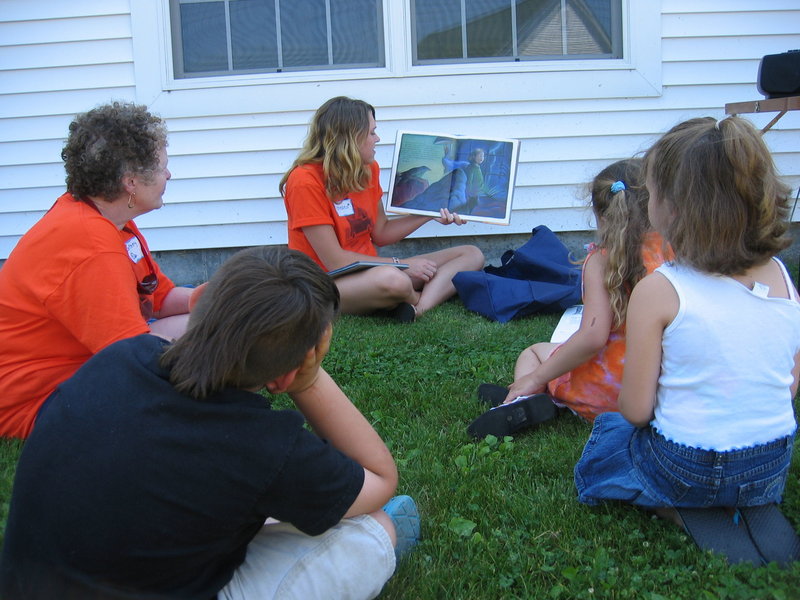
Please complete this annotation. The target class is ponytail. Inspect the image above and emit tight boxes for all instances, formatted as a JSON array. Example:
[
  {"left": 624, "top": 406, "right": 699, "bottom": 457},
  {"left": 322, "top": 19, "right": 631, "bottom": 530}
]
[{"left": 590, "top": 159, "right": 651, "bottom": 329}]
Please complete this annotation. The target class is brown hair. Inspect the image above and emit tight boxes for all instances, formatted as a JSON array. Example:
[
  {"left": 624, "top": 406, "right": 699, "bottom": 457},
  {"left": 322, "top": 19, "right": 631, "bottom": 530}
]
[
  {"left": 61, "top": 101, "right": 168, "bottom": 201},
  {"left": 643, "top": 116, "right": 791, "bottom": 274},
  {"left": 590, "top": 158, "right": 653, "bottom": 329},
  {"left": 160, "top": 247, "right": 340, "bottom": 399},
  {"left": 279, "top": 96, "right": 376, "bottom": 201}
]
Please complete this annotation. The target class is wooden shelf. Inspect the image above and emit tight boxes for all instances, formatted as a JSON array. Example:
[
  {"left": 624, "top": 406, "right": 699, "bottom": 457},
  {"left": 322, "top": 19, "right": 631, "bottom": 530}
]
[{"left": 725, "top": 96, "right": 800, "bottom": 133}]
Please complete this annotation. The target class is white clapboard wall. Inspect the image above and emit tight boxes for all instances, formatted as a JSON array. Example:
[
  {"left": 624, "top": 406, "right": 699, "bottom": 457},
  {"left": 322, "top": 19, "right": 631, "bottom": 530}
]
[{"left": 1, "top": 0, "right": 798, "bottom": 259}]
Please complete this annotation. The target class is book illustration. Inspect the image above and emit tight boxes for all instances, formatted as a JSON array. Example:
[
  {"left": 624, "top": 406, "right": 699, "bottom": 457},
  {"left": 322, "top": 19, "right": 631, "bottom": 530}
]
[
  {"left": 327, "top": 260, "right": 409, "bottom": 278},
  {"left": 386, "top": 131, "right": 520, "bottom": 225},
  {"left": 550, "top": 305, "right": 583, "bottom": 343}
]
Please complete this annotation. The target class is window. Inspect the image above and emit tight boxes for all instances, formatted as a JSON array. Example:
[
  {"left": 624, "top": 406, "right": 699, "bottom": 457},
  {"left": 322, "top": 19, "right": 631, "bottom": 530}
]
[
  {"left": 132, "top": 1, "right": 659, "bottom": 107},
  {"left": 169, "top": 0, "right": 385, "bottom": 78},
  {"left": 412, "top": 0, "right": 621, "bottom": 65},
  {"left": 169, "top": 0, "right": 620, "bottom": 79}
]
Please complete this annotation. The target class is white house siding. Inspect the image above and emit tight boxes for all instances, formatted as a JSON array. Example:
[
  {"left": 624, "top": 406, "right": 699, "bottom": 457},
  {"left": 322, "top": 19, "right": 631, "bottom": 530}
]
[{"left": 1, "top": 0, "right": 799, "bottom": 263}]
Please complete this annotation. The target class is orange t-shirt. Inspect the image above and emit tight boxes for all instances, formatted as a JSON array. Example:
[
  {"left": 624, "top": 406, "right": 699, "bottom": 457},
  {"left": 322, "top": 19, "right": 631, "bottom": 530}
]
[
  {"left": 283, "top": 162, "right": 382, "bottom": 268},
  {"left": 0, "top": 193, "right": 175, "bottom": 438},
  {"left": 547, "top": 231, "right": 673, "bottom": 422}
]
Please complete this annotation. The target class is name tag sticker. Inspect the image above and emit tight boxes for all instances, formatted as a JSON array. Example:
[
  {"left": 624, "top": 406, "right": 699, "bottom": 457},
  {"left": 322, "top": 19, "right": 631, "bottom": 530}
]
[
  {"left": 125, "top": 235, "right": 144, "bottom": 264},
  {"left": 334, "top": 199, "right": 355, "bottom": 217}
]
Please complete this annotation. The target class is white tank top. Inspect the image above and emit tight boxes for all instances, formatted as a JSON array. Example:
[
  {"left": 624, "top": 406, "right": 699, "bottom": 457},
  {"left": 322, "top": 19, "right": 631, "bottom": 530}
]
[{"left": 652, "top": 259, "right": 800, "bottom": 451}]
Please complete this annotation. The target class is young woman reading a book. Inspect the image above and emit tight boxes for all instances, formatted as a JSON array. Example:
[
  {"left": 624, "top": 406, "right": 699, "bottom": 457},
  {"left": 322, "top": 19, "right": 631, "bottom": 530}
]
[{"left": 279, "top": 96, "right": 484, "bottom": 323}]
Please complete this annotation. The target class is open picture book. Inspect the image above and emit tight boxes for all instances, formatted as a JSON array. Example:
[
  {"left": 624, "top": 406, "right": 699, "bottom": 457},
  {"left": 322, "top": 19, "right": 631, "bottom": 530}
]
[
  {"left": 385, "top": 131, "right": 520, "bottom": 225},
  {"left": 326, "top": 261, "right": 409, "bottom": 278}
]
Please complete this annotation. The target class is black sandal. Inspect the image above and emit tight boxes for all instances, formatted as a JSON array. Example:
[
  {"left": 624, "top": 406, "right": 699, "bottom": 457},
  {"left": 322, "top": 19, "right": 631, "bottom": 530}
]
[
  {"left": 387, "top": 302, "right": 416, "bottom": 323},
  {"left": 467, "top": 394, "right": 558, "bottom": 439},
  {"left": 476, "top": 383, "right": 509, "bottom": 407}
]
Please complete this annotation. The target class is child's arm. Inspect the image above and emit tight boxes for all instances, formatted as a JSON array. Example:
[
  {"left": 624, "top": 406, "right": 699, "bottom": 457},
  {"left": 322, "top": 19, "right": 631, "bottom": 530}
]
[
  {"left": 288, "top": 357, "right": 398, "bottom": 518},
  {"left": 618, "top": 272, "right": 678, "bottom": 427},
  {"left": 506, "top": 251, "right": 614, "bottom": 400}
]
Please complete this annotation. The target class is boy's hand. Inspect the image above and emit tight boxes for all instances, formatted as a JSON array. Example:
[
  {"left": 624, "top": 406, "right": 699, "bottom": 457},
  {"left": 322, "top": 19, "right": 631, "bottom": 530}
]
[{"left": 286, "top": 324, "right": 333, "bottom": 393}]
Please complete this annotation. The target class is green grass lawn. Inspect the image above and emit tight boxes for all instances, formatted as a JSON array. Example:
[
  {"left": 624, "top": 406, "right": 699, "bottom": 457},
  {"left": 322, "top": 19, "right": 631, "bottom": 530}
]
[{"left": 1, "top": 301, "right": 798, "bottom": 598}]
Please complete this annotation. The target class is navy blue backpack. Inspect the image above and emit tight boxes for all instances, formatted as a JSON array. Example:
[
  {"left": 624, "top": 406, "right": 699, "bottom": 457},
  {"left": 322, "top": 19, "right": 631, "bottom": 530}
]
[{"left": 453, "top": 225, "right": 582, "bottom": 323}]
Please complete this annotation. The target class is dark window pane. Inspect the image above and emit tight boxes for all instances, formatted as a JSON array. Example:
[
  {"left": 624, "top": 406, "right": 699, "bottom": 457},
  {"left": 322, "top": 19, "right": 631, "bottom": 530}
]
[
  {"left": 414, "top": 0, "right": 463, "bottom": 61},
  {"left": 466, "top": 0, "right": 512, "bottom": 58},
  {"left": 516, "top": 0, "right": 563, "bottom": 57},
  {"left": 331, "top": 0, "right": 383, "bottom": 65},
  {"left": 180, "top": 2, "right": 228, "bottom": 73},
  {"left": 231, "top": 0, "right": 279, "bottom": 70},
  {"left": 280, "top": 0, "right": 329, "bottom": 67}
]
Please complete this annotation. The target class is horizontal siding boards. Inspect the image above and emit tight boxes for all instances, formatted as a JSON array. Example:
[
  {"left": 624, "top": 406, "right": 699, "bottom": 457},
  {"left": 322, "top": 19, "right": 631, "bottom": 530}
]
[
  {"left": 140, "top": 175, "right": 277, "bottom": 205},
  {"left": 0, "top": 87, "right": 137, "bottom": 120},
  {"left": 0, "top": 64, "right": 135, "bottom": 95},
  {"left": 0, "top": 39, "right": 132, "bottom": 72},
  {"left": 663, "top": 60, "right": 772, "bottom": 87},
  {"left": 0, "top": 0, "right": 130, "bottom": 22},
  {"left": 141, "top": 221, "right": 290, "bottom": 252},
  {"left": 0, "top": 139, "right": 64, "bottom": 169},
  {"left": 1, "top": 3, "right": 799, "bottom": 260},
  {"left": 167, "top": 131, "right": 307, "bottom": 160},
  {"left": 0, "top": 14, "right": 131, "bottom": 46},
  {"left": 661, "top": 11, "right": 800, "bottom": 38},
  {"left": 0, "top": 164, "right": 64, "bottom": 199},
  {"left": 662, "top": 35, "right": 800, "bottom": 62},
  {"left": 0, "top": 114, "right": 75, "bottom": 143},
  {"left": 0, "top": 187, "right": 63, "bottom": 216},
  {"left": 134, "top": 198, "right": 289, "bottom": 230}
]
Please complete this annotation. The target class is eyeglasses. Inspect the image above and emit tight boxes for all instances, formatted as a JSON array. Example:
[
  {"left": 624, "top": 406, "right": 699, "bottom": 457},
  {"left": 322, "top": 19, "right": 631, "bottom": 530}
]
[
  {"left": 138, "top": 272, "right": 158, "bottom": 296},
  {"left": 123, "top": 227, "right": 159, "bottom": 296}
]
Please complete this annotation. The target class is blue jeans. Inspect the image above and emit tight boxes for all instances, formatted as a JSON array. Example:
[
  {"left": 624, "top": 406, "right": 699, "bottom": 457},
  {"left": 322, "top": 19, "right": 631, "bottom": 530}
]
[{"left": 574, "top": 412, "right": 794, "bottom": 508}]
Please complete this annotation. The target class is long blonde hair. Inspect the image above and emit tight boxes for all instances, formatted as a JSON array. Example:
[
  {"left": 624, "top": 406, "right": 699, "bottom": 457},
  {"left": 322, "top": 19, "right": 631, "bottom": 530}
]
[
  {"left": 279, "top": 96, "right": 375, "bottom": 201},
  {"left": 590, "top": 158, "right": 653, "bottom": 329}
]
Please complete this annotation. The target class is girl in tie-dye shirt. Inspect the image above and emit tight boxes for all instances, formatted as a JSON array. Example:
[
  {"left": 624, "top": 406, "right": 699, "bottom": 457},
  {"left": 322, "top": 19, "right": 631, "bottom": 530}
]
[{"left": 470, "top": 158, "right": 672, "bottom": 438}]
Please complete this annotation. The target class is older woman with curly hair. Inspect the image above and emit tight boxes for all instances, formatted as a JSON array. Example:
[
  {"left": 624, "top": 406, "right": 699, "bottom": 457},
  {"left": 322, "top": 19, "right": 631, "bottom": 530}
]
[{"left": 0, "top": 101, "right": 192, "bottom": 438}]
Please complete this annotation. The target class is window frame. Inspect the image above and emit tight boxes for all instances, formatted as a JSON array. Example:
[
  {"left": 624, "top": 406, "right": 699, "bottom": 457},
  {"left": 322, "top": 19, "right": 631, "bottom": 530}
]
[{"left": 130, "top": 1, "right": 661, "bottom": 113}]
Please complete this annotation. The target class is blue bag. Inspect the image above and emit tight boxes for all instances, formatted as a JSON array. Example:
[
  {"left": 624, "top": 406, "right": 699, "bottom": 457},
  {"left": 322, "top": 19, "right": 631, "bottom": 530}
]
[{"left": 453, "top": 225, "right": 582, "bottom": 323}]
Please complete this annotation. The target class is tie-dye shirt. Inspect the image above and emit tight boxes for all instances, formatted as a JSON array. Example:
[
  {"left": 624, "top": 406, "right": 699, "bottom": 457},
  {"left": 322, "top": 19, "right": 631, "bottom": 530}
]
[{"left": 547, "top": 231, "right": 671, "bottom": 422}]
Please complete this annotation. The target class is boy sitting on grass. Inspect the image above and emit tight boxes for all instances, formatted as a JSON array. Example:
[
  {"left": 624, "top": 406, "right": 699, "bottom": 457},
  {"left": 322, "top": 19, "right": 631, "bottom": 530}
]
[{"left": 0, "top": 246, "right": 419, "bottom": 600}]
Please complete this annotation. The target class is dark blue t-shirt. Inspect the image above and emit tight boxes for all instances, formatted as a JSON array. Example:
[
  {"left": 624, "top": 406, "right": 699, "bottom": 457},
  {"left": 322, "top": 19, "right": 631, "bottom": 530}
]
[{"left": 0, "top": 334, "right": 364, "bottom": 599}]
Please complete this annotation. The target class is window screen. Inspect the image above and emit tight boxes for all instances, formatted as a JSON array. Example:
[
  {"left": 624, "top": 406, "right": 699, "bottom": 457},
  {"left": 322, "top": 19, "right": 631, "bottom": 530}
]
[
  {"left": 171, "top": 0, "right": 385, "bottom": 78},
  {"left": 412, "top": 0, "right": 621, "bottom": 65}
]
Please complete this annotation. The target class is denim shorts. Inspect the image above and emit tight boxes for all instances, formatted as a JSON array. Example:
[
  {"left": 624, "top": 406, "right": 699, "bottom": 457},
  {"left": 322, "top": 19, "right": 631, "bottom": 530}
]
[{"left": 574, "top": 412, "right": 794, "bottom": 508}]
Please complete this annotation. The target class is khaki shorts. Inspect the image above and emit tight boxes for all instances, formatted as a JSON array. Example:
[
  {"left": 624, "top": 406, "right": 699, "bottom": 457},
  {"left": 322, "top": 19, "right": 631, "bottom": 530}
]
[{"left": 218, "top": 515, "right": 395, "bottom": 600}]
